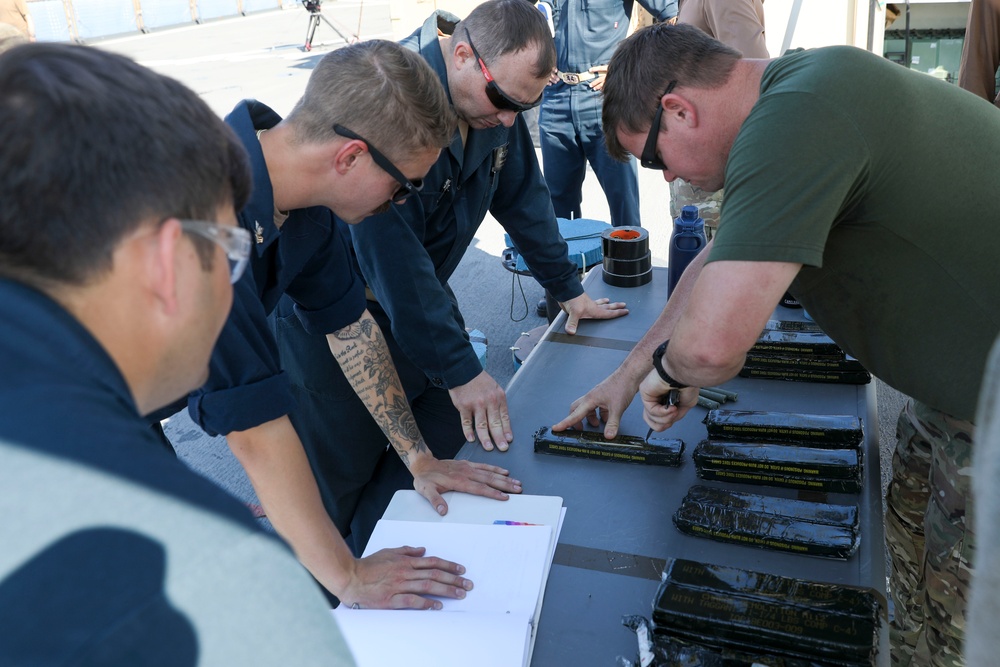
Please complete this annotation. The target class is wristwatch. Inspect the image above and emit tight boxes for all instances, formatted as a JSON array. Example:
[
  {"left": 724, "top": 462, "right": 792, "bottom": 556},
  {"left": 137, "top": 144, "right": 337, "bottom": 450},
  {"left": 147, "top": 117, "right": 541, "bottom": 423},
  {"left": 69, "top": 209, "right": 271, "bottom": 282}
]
[{"left": 652, "top": 340, "right": 689, "bottom": 389}]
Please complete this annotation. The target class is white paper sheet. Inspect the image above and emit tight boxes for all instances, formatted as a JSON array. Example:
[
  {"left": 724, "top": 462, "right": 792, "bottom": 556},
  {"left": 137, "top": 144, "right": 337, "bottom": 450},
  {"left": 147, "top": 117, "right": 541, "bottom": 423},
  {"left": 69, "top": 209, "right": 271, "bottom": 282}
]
[
  {"left": 382, "top": 491, "right": 564, "bottom": 529},
  {"left": 362, "top": 520, "right": 551, "bottom": 615},
  {"left": 331, "top": 492, "right": 565, "bottom": 667},
  {"left": 332, "top": 609, "right": 531, "bottom": 667}
]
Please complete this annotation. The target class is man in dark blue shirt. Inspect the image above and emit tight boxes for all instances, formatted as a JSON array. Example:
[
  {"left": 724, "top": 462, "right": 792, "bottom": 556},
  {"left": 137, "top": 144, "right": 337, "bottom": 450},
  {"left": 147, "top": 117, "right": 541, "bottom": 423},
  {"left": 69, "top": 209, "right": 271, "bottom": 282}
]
[
  {"left": 173, "top": 41, "right": 520, "bottom": 609},
  {"left": 0, "top": 43, "right": 355, "bottom": 664},
  {"left": 275, "top": 0, "right": 630, "bottom": 554}
]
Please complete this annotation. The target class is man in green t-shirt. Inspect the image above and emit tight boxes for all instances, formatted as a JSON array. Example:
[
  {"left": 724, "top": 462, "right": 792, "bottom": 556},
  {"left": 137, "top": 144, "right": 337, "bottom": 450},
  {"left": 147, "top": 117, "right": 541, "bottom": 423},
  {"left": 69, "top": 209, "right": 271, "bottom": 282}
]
[{"left": 555, "top": 23, "right": 1000, "bottom": 667}]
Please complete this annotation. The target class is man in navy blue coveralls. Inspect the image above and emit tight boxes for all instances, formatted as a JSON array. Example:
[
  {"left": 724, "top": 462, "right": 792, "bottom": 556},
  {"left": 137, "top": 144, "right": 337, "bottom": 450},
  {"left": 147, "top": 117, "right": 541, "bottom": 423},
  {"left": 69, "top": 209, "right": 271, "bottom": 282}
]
[
  {"left": 275, "top": 0, "right": 630, "bottom": 555},
  {"left": 163, "top": 41, "right": 521, "bottom": 610},
  {"left": 540, "top": 0, "right": 676, "bottom": 227}
]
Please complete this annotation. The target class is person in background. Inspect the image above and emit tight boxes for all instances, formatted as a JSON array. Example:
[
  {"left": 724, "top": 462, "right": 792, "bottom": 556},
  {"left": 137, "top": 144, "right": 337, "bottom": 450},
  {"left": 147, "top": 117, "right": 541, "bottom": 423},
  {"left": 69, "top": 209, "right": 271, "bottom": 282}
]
[
  {"left": 669, "top": 0, "right": 768, "bottom": 240},
  {"left": 158, "top": 40, "right": 519, "bottom": 610},
  {"left": 274, "top": 0, "right": 629, "bottom": 556},
  {"left": 959, "top": 0, "right": 1000, "bottom": 108},
  {"left": 676, "top": 0, "right": 767, "bottom": 57},
  {"left": 0, "top": 0, "right": 32, "bottom": 41},
  {"left": 0, "top": 43, "right": 354, "bottom": 665},
  {"left": 0, "top": 22, "right": 26, "bottom": 51},
  {"left": 558, "top": 23, "right": 1000, "bottom": 666},
  {"left": 538, "top": 0, "right": 677, "bottom": 230},
  {"left": 886, "top": 3, "right": 901, "bottom": 28},
  {"left": 532, "top": 0, "right": 676, "bottom": 317}
]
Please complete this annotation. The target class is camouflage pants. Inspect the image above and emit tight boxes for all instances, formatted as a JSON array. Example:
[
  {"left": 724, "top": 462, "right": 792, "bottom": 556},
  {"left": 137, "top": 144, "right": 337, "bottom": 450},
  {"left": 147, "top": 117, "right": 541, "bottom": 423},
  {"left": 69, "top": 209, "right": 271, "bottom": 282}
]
[
  {"left": 668, "top": 178, "right": 723, "bottom": 241},
  {"left": 886, "top": 399, "right": 976, "bottom": 667}
]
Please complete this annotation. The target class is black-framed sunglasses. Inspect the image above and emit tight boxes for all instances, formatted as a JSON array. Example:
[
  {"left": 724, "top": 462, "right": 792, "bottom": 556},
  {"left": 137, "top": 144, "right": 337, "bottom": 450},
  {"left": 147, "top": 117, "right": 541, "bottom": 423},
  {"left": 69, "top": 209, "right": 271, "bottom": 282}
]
[
  {"left": 333, "top": 124, "right": 423, "bottom": 204},
  {"left": 464, "top": 28, "right": 542, "bottom": 113},
  {"left": 640, "top": 80, "right": 678, "bottom": 171}
]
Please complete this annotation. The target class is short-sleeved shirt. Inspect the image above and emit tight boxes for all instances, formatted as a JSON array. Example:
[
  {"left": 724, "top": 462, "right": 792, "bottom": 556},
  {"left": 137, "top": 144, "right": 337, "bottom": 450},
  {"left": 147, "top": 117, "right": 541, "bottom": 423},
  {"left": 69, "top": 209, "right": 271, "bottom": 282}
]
[
  {"left": 676, "top": 0, "right": 768, "bottom": 58},
  {"left": 0, "top": 277, "right": 355, "bottom": 665},
  {"left": 186, "top": 100, "right": 367, "bottom": 436},
  {"left": 709, "top": 46, "right": 1000, "bottom": 421},
  {"left": 347, "top": 12, "right": 584, "bottom": 390},
  {"left": 958, "top": 0, "right": 1000, "bottom": 107}
]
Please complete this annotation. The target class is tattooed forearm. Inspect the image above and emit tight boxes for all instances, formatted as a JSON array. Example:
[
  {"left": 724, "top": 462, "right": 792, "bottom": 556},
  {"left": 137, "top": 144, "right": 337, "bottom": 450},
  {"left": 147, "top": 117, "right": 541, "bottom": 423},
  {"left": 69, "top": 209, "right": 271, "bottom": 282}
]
[
  {"left": 362, "top": 327, "right": 393, "bottom": 399},
  {"left": 384, "top": 395, "right": 427, "bottom": 467},
  {"left": 328, "top": 312, "right": 430, "bottom": 467},
  {"left": 332, "top": 318, "right": 374, "bottom": 341},
  {"left": 384, "top": 394, "right": 422, "bottom": 443}
]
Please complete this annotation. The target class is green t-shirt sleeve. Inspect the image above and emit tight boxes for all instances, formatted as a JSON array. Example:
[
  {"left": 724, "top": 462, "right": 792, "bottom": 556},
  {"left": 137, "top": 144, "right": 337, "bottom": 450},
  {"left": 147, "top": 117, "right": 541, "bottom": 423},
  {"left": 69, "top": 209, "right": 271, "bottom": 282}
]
[{"left": 709, "top": 91, "right": 871, "bottom": 269}]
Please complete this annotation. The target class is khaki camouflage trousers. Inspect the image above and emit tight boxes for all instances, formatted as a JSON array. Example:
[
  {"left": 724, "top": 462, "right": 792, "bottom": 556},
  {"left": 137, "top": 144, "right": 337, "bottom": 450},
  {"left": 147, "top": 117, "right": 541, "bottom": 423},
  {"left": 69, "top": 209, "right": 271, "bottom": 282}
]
[
  {"left": 886, "top": 399, "right": 976, "bottom": 667},
  {"left": 668, "top": 178, "right": 723, "bottom": 241}
]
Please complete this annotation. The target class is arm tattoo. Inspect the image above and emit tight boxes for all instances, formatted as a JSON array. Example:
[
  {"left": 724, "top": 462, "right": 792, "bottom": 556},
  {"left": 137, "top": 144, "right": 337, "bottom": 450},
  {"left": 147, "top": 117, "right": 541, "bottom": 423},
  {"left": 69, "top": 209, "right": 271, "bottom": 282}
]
[
  {"left": 332, "top": 318, "right": 374, "bottom": 341},
  {"left": 362, "top": 326, "right": 393, "bottom": 399},
  {"left": 385, "top": 394, "right": 426, "bottom": 467},
  {"left": 330, "top": 315, "right": 429, "bottom": 468}
]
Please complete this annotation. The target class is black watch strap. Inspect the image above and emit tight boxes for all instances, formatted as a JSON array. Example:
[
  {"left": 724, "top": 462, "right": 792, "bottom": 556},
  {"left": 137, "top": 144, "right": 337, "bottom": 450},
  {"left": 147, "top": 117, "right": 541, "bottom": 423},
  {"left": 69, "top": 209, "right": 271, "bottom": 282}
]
[{"left": 652, "top": 340, "right": 689, "bottom": 389}]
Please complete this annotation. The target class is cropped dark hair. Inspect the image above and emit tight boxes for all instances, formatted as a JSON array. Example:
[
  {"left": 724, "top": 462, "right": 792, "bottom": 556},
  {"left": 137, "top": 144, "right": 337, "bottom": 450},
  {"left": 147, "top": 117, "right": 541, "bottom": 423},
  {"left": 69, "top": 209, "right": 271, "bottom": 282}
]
[
  {"left": 0, "top": 43, "right": 251, "bottom": 288},
  {"left": 603, "top": 23, "right": 741, "bottom": 160},
  {"left": 286, "top": 40, "right": 456, "bottom": 161},
  {"left": 455, "top": 0, "right": 556, "bottom": 79}
]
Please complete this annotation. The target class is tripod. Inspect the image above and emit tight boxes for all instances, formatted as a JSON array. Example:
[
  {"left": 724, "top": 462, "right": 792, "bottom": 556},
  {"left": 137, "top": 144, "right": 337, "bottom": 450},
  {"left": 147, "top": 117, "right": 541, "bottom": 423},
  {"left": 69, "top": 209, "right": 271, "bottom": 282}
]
[{"left": 302, "top": 0, "right": 359, "bottom": 52}]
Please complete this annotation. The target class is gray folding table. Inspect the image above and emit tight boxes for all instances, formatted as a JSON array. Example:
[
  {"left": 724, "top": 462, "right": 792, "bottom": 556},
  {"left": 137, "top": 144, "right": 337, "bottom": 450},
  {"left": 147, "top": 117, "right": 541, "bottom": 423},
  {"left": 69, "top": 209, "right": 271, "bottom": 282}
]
[{"left": 459, "top": 266, "right": 888, "bottom": 666}]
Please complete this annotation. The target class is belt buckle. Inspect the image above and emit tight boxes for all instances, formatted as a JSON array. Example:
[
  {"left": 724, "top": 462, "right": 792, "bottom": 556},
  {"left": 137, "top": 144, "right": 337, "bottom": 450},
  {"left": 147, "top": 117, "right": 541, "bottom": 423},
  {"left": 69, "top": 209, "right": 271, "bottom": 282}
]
[{"left": 563, "top": 72, "right": 580, "bottom": 85}]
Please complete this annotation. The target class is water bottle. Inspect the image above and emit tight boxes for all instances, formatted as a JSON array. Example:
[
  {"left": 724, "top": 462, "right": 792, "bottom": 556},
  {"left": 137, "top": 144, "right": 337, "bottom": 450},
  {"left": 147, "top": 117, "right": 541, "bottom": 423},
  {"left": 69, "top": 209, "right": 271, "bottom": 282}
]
[{"left": 668, "top": 205, "right": 707, "bottom": 296}]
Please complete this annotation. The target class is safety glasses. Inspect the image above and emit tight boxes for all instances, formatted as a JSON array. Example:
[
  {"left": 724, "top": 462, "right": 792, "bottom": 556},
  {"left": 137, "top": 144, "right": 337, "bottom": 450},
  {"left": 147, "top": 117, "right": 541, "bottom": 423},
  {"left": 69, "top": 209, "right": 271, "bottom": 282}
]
[
  {"left": 333, "top": 124, "right": 423, "bottom": 203},
  {"left": 179, "top": 220, "right": 251, "bottom": 284},
  {"left": 464, "top": 29, "right": 542, "bottom": 113},
  {"left": 640, "top": 80, "right": 677, "bottom": 171}
]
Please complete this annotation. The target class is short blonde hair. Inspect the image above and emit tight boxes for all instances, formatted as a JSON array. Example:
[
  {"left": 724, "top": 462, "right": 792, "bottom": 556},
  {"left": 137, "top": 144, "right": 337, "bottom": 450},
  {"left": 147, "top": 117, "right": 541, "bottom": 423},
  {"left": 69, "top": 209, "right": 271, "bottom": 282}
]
[{"left": 286, "top": 40, "right": 456, "bottom": 161}]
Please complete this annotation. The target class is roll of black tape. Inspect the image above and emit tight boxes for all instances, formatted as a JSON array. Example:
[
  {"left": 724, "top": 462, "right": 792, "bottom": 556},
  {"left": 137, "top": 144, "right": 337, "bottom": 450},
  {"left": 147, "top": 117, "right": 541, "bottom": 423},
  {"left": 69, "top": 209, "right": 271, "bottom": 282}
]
[
  {"left": 602, "top": 226, "right": 652, "bottom": 287},
  {"left": 601, "top": 226, "right": 648, "bottom": 260},
  {"left": 603, "top": 253, "right": 652, "bottom": 276},
  {"left": 603, "top": 265, "right": 653, "bottom": 288}
]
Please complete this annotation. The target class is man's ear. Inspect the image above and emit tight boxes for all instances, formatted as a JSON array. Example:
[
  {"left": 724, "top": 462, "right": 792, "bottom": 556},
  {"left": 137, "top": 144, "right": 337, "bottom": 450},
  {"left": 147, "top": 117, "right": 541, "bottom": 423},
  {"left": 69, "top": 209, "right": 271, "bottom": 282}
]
[
  {"left": 332, "top": 139, "right": 366, "bottom": 176},
  {"left": 452, "top": 39, "right": 474, "bottom": 69},
  {"left": 149, "top": 218, "right": 182, "bottom": 316},
  {"left": 663, "top": 93, "right": 698, "bottom": 128}
]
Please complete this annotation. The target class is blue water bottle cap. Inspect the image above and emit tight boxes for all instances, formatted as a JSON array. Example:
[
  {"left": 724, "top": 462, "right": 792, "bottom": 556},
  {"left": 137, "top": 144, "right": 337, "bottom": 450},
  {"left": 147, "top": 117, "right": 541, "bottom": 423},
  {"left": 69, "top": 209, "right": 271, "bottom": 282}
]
[{"left": 679, "top": 205, "right": 700, "bottom": 226}]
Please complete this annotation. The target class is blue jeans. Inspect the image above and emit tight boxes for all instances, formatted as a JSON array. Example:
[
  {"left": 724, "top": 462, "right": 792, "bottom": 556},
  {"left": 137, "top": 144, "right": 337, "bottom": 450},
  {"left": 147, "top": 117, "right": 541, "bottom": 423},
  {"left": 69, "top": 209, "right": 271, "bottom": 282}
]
[{"left": 539, "top": 83, "right": 640, "bottom": 227}]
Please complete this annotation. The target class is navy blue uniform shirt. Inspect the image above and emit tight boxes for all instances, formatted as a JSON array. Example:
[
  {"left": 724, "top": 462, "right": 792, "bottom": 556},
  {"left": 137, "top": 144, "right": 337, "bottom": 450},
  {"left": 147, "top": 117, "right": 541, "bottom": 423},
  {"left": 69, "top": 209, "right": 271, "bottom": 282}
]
[
  {"left": 0, "top": 277, "right": 260, "bottom": 526},
  {"left": 347, "top": 12, "right": 584, "bottom": 390},
  {"left": 0, "top": 278, "right": 328, "bottom": 666},
  {"left": 187, "top": 100, "right": 367, "bottom": 436}
]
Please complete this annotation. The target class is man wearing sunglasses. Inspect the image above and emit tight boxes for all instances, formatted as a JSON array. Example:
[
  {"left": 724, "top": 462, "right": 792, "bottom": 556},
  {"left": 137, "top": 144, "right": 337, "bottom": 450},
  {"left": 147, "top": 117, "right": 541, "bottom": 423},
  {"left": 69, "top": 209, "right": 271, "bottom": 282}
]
[
  {"left": 0, "top": 44, "right": 356, "bottom": 664},
  {"left": 154, "top": 40, "right": 522, "bottom": 611},
  {"left": 559, "top": 23, "right": 1000, "bottom": 667},
  {"left": 272, "top": 0, "right": 630, "bottom": 557}
]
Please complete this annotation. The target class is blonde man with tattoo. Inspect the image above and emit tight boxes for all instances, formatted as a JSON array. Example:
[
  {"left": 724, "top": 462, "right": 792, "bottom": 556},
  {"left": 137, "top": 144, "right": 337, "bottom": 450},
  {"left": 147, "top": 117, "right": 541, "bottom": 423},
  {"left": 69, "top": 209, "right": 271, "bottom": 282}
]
[{"left": 155, "top": 40, "right": 521, "bottom": 610}]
